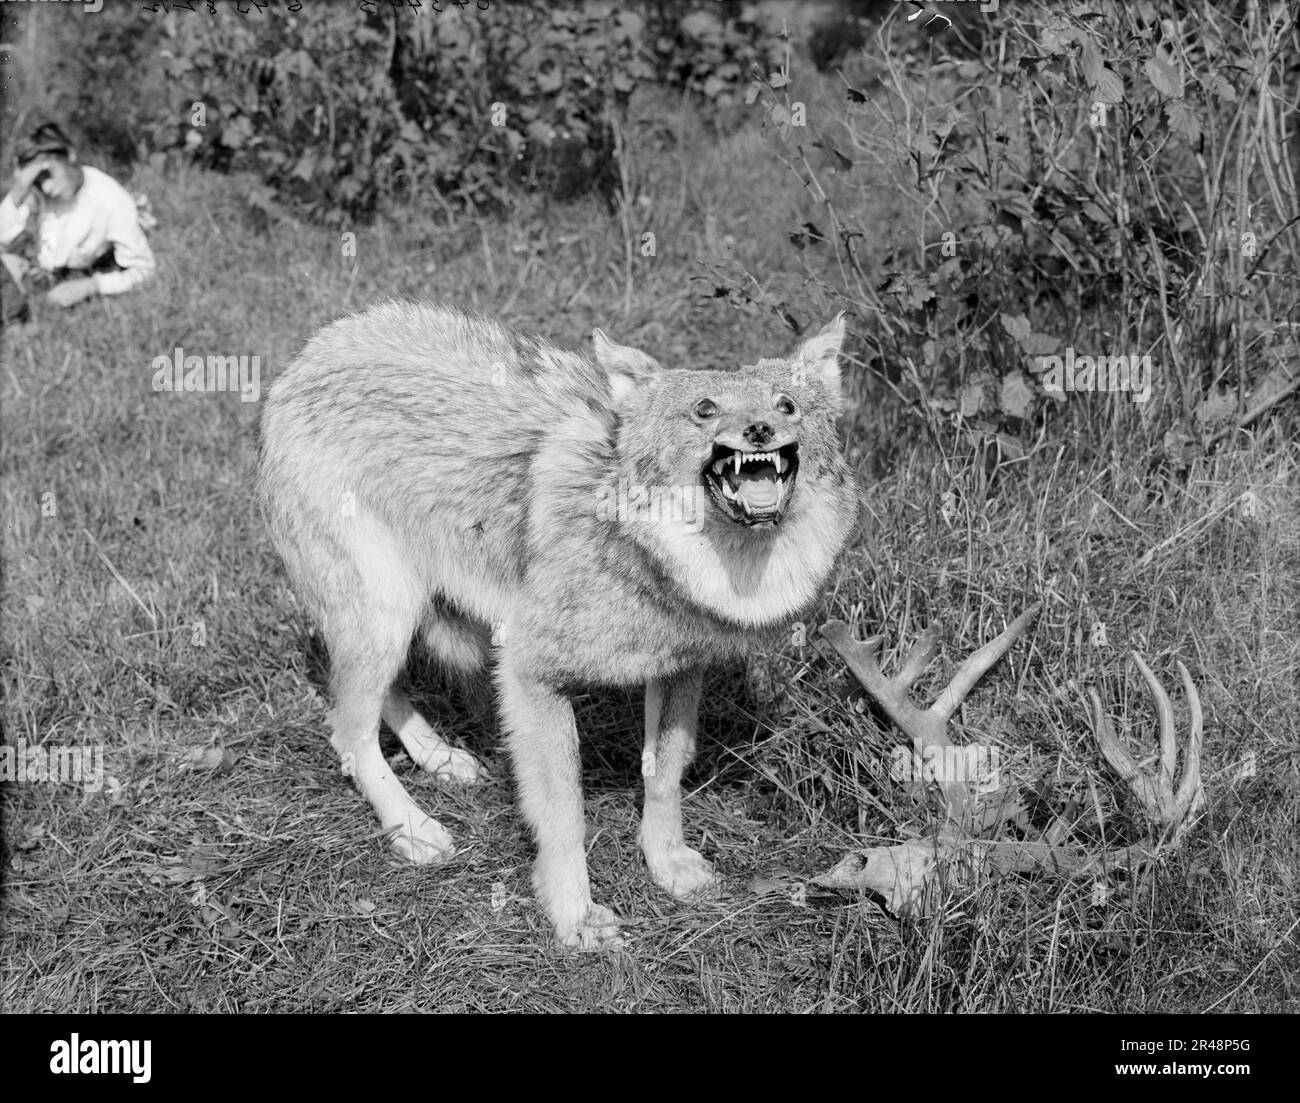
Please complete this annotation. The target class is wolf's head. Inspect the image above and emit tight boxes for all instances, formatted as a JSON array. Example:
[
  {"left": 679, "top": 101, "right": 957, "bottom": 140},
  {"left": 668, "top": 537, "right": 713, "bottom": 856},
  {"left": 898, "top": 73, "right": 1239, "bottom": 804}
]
[{"left": 593, "top": 316, "right": 852, "bottom": 532}]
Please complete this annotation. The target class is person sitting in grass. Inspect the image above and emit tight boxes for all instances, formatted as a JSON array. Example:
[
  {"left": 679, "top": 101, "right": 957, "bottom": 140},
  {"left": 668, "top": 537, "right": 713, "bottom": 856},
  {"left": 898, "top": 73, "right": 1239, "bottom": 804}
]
[{"left": 1, "top": 122, "right": 155, "bottom": 318}]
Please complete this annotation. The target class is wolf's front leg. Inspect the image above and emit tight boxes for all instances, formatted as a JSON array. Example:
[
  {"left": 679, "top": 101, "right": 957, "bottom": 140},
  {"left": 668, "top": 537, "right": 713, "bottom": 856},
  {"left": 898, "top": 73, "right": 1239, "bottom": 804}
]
[
  {"left": 640, "top": 669, "right": 716, "bottom": 897},
  {"left": 496, "top": 656, "right": 623, "bottom": 950}
]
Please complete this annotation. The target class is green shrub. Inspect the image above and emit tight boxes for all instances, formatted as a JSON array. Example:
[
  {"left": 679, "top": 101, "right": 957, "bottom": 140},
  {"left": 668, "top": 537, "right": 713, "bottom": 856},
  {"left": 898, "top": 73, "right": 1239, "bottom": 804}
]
[
  {"left": 742, "top": 0, "right": 1300, "bottom": 460},
  {"left": 3, "top": 0, "right": 786, "bottom": 222}
]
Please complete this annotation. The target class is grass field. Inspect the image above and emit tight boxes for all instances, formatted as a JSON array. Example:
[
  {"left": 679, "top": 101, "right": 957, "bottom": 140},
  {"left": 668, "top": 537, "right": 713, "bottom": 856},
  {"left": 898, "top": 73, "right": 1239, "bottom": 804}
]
[{"left": 3, "top": 58, "right": 1298, "bottom": 1013}]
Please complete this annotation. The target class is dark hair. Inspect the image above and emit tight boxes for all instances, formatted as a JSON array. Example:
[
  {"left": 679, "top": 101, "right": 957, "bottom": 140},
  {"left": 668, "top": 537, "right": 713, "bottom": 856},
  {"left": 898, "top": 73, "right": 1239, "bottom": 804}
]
[{"left": 16, "top": 122, "right": 75, "bottom": 167}]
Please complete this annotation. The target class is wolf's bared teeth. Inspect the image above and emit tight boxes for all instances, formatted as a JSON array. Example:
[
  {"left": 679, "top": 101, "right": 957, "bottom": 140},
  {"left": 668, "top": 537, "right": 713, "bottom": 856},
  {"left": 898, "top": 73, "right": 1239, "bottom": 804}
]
[
  {"left": 712, "top": 456, "right": 728, "bottom": 476},
  {"left": 778, "top": 454, "right": 789, "bottom": 474},
  {"left": 734, "top": 452, "right": 742, "bottom": 477}
]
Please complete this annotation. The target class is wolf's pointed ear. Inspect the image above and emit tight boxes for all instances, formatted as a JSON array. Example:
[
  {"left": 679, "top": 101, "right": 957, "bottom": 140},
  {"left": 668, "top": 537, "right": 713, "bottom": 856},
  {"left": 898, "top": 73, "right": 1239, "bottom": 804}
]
[
  {"left": 592, "top": 328, "right": 661, "bottom": 405},
  {"left": 793, "top": 312, "right": 847, "bottom": 389}
]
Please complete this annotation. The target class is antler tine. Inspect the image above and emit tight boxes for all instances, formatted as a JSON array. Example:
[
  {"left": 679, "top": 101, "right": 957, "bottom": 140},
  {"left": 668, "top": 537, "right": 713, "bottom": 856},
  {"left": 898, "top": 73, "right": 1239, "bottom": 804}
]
[
  {"left": 1089, "top": 687, "right": 1160, "bottom": 812},
  {"left": 895, "top": 625, "right": 941, "bottom": 691},
  {"left": 1090, "top": 655, "right": 1207, "bottom": 830},
  {"left": 823, "top": 609, "right": 1041, "bottom": 829},
  {"left": 819, "top": 622, "right": 926, "bottom": 733},
  {"left": 1131, "top": 652, "right": 1178, "bottom": 787},
  {"left": 1173, "top": 660, "right": 1204, "bottom": 820},
  {"left": 931, "top": 603, "right": 1042, "bottom": 724},
  {"left": 1090, "top": 686, "right": 1176, "bottom": 822}
]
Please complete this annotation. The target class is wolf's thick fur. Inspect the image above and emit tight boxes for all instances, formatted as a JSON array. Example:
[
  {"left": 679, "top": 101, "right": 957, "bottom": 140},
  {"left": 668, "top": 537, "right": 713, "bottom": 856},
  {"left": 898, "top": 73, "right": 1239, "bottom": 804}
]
[{"left": 258, "top": 302, "right": 858, "bottom": 947}]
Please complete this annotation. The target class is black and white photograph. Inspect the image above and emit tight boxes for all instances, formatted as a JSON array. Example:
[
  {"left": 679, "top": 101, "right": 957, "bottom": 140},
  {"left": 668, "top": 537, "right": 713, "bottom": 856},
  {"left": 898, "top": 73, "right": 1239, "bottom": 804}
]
[{"left": 1, "top": 0, "right": 1296, "bottom": 1041}]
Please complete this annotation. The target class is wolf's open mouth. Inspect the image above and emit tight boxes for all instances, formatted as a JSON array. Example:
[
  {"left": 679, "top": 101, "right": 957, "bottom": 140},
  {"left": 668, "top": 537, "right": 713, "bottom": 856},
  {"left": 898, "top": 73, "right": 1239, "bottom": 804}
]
[{"left": 701, "top": 443, "right": 799, "bottom": 526}]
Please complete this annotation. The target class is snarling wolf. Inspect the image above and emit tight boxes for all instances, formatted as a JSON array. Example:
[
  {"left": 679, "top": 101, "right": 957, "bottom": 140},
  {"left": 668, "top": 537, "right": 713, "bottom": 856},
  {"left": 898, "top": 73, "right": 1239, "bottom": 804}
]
[{"left": 258, "top": 302, "right": 858, "bottom": 948}]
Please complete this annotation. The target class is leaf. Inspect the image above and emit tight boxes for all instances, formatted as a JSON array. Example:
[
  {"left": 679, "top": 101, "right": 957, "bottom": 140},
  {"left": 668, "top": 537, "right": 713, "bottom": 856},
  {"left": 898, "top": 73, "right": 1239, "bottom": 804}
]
[
  {"left": 182, "top": 746, "right": 226, "bottom": 772},
  {"left": 614, "top": 11, "right": 643, "bottom": 41},
  {"left": 1166, "top": 100, "right": 1201, "bottom": 143},
  {"left": 1000, "top": 312, "right": 1032, "bottom": 345},
  {"left": 680, "top": 11, "right": 722, "bottom": 39},
  {"left": 846, "top": 86, "right": 868, "bottom": 104},
  {"left": 960, "top": 379, "right": 987, "bottom": 418},
  {"left": 1092, "top": 67, "right": 1124, "bottom": 105},
  {"left": 1163, "top": 424, "right": 1199, "bottom": 466},
  {"left": 1204, "top": 72, "right": 1237, "bottom": 102},
  {"left": 1249, "top": 361, "right": 1300, "bottom": 405},
  {"left": 291, "top": 151, "right": 316, "bottom": 181},
  {"left": 1079, "top": 39, "right": 1104, "bottom": 88},
  {"left": 1001, "top": 315, "right": 1060, "bottom": 358},
  {"left": 1000, "top": 372, "right": 1036, "bottom": 419},
  {"left": 535, "top": 66, "right": 564, "bottom": 94},
  {"left": 1021, "top": 331, "right": 1061, "bottom": 357},
  {"left": 788, "top": 221, "right": 825, "bottom": 250},
  {"left": 220, "top": 115, "right": 254, "bottom": 150},
  {"left": 814, "top": 139, "right": 853, "bottom": 173},
  {"left": 910, "top": 131, "right": 940, "bottom": 158},
  {"left": 1194, "top": 388, "right": 1236, "bottom": 430},
  {"left": 1038, "top": 19, "right": 1080, "bottom": 56},
  {"left": 1145, "top": 55, "right": 1183, "bottom": 98}
]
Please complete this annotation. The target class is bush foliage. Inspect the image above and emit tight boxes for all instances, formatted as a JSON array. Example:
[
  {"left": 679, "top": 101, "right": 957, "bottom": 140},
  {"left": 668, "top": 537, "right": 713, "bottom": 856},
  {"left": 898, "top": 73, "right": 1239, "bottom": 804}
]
[
  {"left": 743, "top": 0, "right": 1300, "bottom": 464},
  {"left": 2, "top": 0, "right": 783, "bottom": 222}
]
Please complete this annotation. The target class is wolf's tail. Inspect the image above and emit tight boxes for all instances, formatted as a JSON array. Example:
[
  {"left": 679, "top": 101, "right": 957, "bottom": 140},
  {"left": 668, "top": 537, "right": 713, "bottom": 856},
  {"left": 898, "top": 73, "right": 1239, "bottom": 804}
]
[{"left": 420, "top": 604, "right": 490, "bottom": 674}]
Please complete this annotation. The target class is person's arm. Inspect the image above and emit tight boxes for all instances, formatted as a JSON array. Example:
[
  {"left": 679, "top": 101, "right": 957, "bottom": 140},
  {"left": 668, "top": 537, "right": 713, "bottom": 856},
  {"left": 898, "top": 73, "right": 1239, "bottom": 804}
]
[
  {"left": 0, "top": 159, "right": 53, "bottom": 247},
  {"left": 0, "top": 193, "right": 32, "bottom": 249},
  {"left": 91, "top": 196, "right": 156, "bottom": 296}
]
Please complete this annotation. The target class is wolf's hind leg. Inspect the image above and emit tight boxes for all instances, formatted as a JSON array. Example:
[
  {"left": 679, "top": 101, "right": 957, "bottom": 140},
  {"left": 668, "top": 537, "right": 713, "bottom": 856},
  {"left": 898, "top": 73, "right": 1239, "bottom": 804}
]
[
  {"left": 640, "top": 669, "right": 716, "bottom": 898},
  {"left": 331, "top": 656, "right": 455, "bottom": 864},
  {"left": 382, "top": 687, "right": 485, "bottom": 783},
  {"left": 323, "top": 537, "right": 454, "bottom": 864},
  {"left": 497, "top": 655, "right": 623, "bottom": 950}
]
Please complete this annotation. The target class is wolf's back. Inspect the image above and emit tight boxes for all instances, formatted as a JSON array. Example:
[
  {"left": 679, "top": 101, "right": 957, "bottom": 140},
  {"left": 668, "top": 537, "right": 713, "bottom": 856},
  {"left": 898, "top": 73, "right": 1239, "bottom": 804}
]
[{"left": 257, "top": 302, "right": 617, "bottom": 617}]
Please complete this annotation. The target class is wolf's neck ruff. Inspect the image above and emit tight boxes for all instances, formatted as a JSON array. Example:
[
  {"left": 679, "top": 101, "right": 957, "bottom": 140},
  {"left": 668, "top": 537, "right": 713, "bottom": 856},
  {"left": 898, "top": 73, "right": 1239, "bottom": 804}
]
[{"left": 639, "top": 483, "right": 853, "bottom": 628}]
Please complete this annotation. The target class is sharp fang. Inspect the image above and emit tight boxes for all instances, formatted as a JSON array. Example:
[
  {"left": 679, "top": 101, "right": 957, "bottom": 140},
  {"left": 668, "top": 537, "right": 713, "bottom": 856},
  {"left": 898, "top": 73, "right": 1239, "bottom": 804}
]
[
  {"left": 779, "top": 454, "right": 789, "bottom": 474},
  {"left": 734, "top": 452, "right": 742, "bottom": 476}
]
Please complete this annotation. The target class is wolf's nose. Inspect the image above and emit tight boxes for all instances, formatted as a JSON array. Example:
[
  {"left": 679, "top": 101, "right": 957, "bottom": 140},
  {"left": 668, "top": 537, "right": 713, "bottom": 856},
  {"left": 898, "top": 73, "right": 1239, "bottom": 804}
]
[{"left": 744, "top": 422, "right": 774, "bottom": 446}]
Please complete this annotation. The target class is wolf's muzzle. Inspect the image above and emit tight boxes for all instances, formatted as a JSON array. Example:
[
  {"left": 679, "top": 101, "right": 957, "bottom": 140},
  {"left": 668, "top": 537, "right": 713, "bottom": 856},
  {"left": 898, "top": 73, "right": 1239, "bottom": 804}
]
[{"left": 701, "top": 441, "right": 799, "bottom": 526}]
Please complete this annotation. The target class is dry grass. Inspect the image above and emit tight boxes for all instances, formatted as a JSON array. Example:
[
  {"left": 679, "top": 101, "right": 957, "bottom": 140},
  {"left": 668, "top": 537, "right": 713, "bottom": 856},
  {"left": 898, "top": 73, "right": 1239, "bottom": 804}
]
[{"left": 3, "top": 58, "right": 1298, "bottom": 1014}]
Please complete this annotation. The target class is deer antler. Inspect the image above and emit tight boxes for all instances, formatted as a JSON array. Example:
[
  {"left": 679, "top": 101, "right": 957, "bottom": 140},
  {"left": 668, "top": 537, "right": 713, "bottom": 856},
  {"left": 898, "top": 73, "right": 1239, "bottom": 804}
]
[
  {"left": 816, "top": 611, "right": 1207, "bottom": 916},
  {"left": 819, "top": 604, "right": 1041, "bottom": 825},
  {"left": 1089, "top": 652, "right": 1204, "bottom": 839}
]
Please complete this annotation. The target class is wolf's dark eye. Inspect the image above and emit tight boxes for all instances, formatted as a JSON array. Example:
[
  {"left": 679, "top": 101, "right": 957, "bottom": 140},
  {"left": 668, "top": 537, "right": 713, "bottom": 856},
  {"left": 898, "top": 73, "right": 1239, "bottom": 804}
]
[
  {"left": 693, "top": 398, "right": 719, "bottom": 420},
  {"left": 774, "top": 394, "right": 798, "bottom": 416}
]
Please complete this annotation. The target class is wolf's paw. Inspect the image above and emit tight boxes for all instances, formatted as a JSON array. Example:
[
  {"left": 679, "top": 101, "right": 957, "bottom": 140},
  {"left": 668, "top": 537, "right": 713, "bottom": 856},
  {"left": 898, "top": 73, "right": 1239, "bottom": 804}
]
[
  {"left": 647, "top": 844, "right": 717, "bottom": 899},
  {"left": 555, "top": 903, "right": 625, "bottom": 952},
  {"left": 410, "top": 742, "right": 486, "bottom": 785},
  {"left": 387, "top": 813, "right": 455, "bottom": 865}
]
